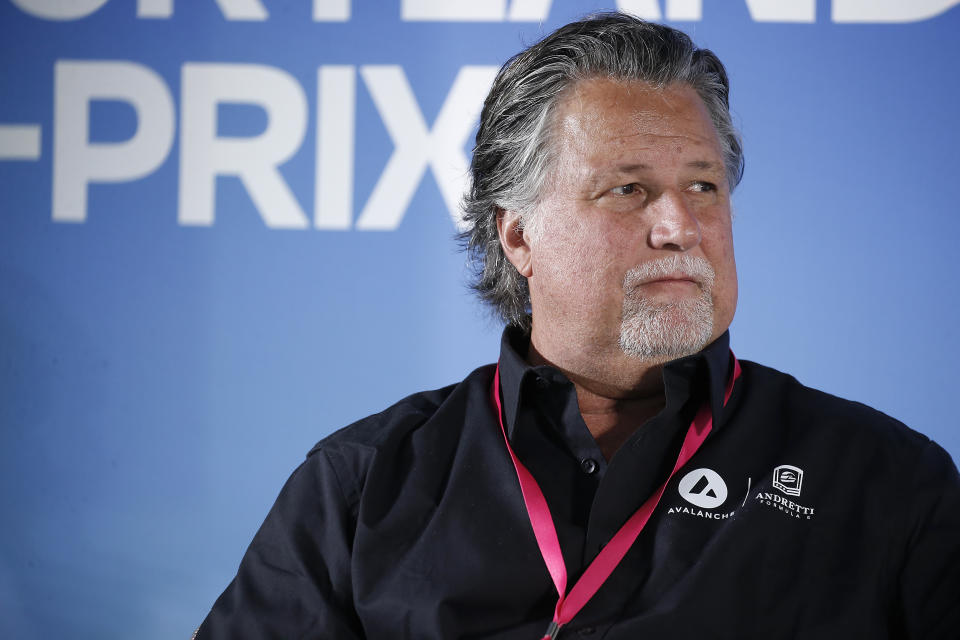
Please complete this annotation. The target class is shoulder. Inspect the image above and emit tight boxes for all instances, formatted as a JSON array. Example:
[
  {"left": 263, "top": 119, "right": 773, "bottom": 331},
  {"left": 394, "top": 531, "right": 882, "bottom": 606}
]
[
  {"left": 736, "top": 359, "right": 940, "bottom": 459},
  {"left": 733, "top": 358, "right": 959, "bottom": 531},
  {"left": 300, "top": 364, "right": 497, "bottom": 500},
  {"left": 310, "top": 363, "right": 496, "bottom": 453},
  {"left": 734, "top": 361, "right": 960, "bottom": 629},
  {"left": 733, "top": 359, "right": 959, "bottom": 513}
]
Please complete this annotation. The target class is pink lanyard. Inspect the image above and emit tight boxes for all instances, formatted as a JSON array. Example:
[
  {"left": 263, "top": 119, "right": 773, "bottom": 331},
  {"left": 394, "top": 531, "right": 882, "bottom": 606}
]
[{"left": 492, "top": 356, "right": 741, "bottom": 639}]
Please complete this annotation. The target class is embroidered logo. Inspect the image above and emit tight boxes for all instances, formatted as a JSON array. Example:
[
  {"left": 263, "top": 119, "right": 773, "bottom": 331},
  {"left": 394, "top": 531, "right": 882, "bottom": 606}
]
[
  {"left": 752, "top": 464, "right": 815, "bottom": 520},
  {"left": 677, "top": 467, "right": 728, "bottom": 509},
  {"left": 772, "top": 465, "right": 804, "bottom": 496}
]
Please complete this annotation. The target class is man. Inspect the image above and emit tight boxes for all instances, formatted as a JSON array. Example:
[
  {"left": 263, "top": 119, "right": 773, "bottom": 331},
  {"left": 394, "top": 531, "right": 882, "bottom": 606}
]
[{"left": 197, "top": 13, "right": 960, "bottom": 639}]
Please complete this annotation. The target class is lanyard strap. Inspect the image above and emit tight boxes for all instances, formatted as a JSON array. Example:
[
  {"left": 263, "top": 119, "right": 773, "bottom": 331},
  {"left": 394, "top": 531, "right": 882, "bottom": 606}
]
[{"left": 492, "top": 355, "right": 741, "bottom": 639}]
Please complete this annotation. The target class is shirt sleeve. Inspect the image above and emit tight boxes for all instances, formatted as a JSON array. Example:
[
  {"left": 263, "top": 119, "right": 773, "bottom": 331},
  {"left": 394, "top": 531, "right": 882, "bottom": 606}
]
[
  {"left": 194, "top": 448, "right": 365, "bottom": 639},
  {"left": 896, "top": 441, "right": 960, "bottom": 639}
]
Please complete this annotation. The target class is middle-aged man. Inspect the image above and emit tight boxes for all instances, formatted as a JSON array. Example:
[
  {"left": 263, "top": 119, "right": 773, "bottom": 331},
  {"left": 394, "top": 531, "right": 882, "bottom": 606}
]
[{"left": 196, "top": 13, "right": 960, "bottom": 639}]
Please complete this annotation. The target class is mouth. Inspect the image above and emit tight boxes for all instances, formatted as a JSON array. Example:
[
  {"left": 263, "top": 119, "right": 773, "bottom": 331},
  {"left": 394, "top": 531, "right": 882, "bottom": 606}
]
[
  {"left": 641, "top": 273, "right": 701, "bottom": 287},
  {"left": 622, "top": 256, "right": 716, "bottom": 295}
]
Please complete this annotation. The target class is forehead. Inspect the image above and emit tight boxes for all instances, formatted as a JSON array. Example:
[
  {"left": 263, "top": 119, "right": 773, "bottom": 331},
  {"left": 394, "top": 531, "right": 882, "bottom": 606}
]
[{"left": 550, "top": 78, "right": 723, "bottom": 168}]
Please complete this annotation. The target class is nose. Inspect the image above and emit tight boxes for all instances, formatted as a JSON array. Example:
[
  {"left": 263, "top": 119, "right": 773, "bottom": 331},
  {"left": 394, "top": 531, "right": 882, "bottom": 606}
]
[{"left": 648, "top": 191, "right": 701, "bottom": 251}]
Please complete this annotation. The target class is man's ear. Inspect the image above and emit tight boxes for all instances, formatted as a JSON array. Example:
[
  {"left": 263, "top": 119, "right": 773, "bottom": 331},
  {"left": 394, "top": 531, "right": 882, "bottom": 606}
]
[{"left": 496, "top": 209, "right": 533, "bottom": 278}]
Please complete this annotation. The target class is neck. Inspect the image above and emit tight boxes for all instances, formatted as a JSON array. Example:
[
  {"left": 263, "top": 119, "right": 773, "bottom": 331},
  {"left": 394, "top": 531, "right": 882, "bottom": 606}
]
[{"left": 526, "top": 339, "right": 667, "bottom": 461}]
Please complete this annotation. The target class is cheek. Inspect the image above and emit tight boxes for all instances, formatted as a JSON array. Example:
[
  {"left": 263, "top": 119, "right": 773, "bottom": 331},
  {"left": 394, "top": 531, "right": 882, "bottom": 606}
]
[
  {"left": 717, "top": 262, "right": 738, "bottom": 314},
  {"left": 707, "top": 227, "right": 738, "bottom": 323},
  {"left": 530, "top": 213, "right": 627, "bottom": 303},
  {"left": 536, "top": 224, "right": 622, "bottom": 289}
]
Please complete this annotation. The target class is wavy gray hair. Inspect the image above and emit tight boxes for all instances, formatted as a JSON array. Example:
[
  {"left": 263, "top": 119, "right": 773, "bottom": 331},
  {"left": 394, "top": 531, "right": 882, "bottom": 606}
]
[{"left": 460, "top": 13, "right": 744, "bottom": 329}]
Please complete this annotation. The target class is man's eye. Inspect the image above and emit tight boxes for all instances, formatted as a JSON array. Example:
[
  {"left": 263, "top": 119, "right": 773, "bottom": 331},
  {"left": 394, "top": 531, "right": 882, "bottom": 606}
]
[
  {"left": 610, "top": 184, "right": 640, "bottom": 196},
  {"left": 690, "top": 181, "right": 717, "bottom": 193}
]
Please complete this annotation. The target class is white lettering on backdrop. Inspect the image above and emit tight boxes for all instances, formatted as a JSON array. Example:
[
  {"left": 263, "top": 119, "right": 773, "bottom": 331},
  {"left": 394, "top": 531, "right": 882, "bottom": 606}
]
[
  {"left": 179, "top": 64, "right": 309, "bottom": 228},
  {"left": 314, "top": 66, "right": 355, "bottom": 230},
  {"left": 832, "top": 0, "right": 958, "bottom": 22},
  {"left": 50, "top": 61, "right": 497, "bottom": 230},
  {"left": 8, "top": 0, "right": 956, "bottom": 230},
  {"left": 356, "top": 66, "right": 497, "bottom": 231},
  {"left": 53, "top": 61, "right": 175, "bottom": 223},
  {"left": 9, "top": 0, "right": 958, "bottom": 22},
  {"left": 136, "top": 0, "right": 269, "bottom": 20}
]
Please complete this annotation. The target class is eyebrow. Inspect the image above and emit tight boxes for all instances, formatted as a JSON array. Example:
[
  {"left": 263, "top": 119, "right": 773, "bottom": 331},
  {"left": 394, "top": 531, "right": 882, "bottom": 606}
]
[
  {"left": 610, "top": 160, "right": 721, "bottom": 173},
  {"left": 612, "top": 163, "right": 652, "bottom": 173},
  {"left": 686, "top": 160, "right": 721, "bottom": 170}
]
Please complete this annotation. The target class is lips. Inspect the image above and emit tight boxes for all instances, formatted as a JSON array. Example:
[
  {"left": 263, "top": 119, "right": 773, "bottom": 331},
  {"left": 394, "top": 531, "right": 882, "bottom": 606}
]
[
  {"left": 622, "top": 256, "right": 716, "bottom": 293},
  {"left": 643, "top": 273, "right": 700, "bottom": 285}
]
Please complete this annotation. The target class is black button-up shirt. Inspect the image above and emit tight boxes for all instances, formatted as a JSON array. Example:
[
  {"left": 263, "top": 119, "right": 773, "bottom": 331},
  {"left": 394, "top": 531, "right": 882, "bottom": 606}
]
[{"left": 197, "top": 329, "right": 960, "bottom": 639}]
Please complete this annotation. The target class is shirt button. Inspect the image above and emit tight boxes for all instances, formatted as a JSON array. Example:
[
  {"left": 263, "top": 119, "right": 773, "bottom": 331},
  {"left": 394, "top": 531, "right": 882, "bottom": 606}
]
[
  {"left": 578, "top": 627, "right": 596, "bottom": 636},
  {"left": 580, "top": 458, "right": 599, "bottom": 475}
]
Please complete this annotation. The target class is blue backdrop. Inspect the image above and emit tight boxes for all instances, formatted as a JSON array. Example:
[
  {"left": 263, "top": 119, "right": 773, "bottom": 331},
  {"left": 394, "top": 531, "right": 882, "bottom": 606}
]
[{"left": 2, "top": 1, "right": 959, "bottom": 637}]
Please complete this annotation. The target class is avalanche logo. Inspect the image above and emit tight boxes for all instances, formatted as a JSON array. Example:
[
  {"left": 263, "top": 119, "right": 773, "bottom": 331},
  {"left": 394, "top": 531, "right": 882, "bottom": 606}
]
[{"left": 677, "top": 468, "right": 728, "bottom": 509}]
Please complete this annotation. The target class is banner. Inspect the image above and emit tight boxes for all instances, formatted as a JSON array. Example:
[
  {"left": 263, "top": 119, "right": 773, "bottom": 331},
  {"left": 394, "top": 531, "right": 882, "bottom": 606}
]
[{"left": 1, "top": 1, "right": 958, "bottom": 637}]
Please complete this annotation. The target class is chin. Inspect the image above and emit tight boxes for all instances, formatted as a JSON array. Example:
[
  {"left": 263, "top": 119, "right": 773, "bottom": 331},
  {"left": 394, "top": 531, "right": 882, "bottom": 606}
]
[{"left": 618, "top": 304, "right": 714, "bottom": 361}]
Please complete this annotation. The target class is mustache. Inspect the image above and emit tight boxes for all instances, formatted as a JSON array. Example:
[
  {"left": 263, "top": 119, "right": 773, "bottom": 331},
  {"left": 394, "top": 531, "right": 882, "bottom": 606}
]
[{"left": 622, "top": 255, "right": 716, "bottom": 291}]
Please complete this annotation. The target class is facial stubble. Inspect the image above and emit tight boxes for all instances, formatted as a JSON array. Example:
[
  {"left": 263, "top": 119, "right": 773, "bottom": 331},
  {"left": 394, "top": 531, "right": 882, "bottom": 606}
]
[{"left": 619, "top": 255, "right": 716, "bottom": 360}]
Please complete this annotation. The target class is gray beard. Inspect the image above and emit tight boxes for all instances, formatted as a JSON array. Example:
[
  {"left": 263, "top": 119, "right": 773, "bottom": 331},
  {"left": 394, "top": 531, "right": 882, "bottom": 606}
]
[{"left": 619, "top": 255, "right": 716, "bottom": 360}]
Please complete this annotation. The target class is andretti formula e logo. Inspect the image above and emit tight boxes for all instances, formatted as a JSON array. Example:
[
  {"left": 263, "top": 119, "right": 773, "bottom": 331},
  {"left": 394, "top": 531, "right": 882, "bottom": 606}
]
[
  {"left": 772, "top": 465, "right": 804, "bottom": 496},
  {"left": 754, "top": 464, "right": 815, "bottom": 520}
]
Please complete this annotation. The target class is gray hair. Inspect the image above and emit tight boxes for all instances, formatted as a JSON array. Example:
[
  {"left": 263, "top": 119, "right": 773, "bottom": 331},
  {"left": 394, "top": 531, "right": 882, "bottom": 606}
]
[{"left": 460, "top": 12, "right": 744, "bottom": 329}]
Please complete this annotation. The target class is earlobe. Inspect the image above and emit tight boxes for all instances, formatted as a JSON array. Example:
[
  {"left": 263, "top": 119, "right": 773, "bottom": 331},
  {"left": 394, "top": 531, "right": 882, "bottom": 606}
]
[{"left": 496, "top": 209, "right": 533, "bottom": 278}]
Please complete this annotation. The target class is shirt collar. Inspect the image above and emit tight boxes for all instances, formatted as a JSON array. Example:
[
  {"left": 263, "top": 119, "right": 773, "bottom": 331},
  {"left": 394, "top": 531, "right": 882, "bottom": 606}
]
[{"left": 496, "top": 326, "right": 733, "bottom": 440}]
